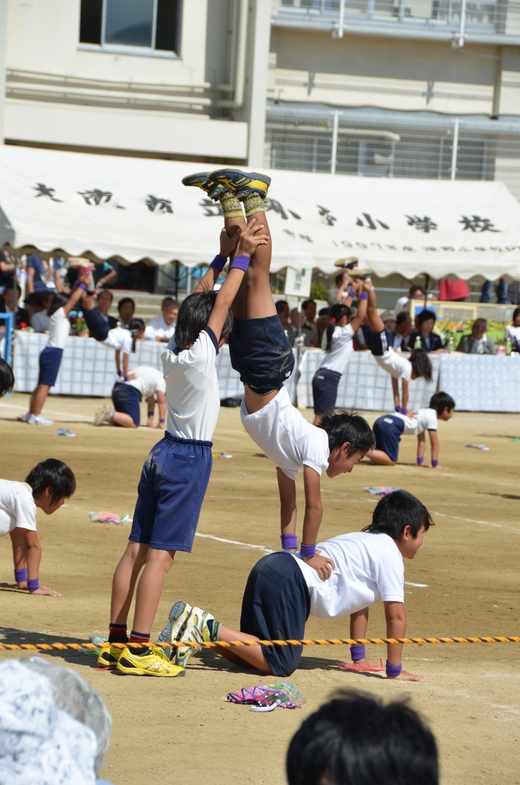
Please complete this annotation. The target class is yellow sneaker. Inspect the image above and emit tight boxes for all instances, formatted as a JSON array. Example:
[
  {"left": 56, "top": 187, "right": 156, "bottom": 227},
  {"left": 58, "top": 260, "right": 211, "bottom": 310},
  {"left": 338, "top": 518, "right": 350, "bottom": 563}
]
[
  {"left": 97, "top": 644, "right": 124, "bottom": 669},
  {"left": 209, "top": 169, "right": 271, "bottom": 201},
  {"left": 116, "top": 645, "right": 186, "bottom": 677}
]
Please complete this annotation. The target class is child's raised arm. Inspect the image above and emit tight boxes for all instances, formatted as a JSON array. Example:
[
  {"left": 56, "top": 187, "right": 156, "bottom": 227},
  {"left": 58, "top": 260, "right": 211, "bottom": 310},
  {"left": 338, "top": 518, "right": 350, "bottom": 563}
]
[
  {"left": 194, "top": 228, "right": 241, "bottom": 295},
  {"left": 61, "top": 282, "right": 87, "bottom": 317},
  {"left": 347, "top": 280, "right": 369, "bottom": 334}
]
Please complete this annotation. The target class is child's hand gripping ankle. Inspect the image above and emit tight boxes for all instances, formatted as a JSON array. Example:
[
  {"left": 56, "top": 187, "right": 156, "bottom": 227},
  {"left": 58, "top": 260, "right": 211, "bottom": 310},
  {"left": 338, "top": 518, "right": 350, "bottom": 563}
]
[
  {"left": 235, "top": 218, "right": 269, "bottom": 258},
  {"left": 219, "top": 227, "right": 240, "bottom": 259}
]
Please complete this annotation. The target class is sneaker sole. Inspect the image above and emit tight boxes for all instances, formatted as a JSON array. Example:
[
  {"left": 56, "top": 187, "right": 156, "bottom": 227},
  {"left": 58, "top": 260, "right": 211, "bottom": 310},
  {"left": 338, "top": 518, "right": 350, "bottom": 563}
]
[
  {"left": 209, "top": 169, "right": 270, "bottom": 201},
  {"left": 158, "top": 601, "right": 192, "bottom": 646},
  {"left": 116, "top": 656, "right": 185, "bottom": 677}
]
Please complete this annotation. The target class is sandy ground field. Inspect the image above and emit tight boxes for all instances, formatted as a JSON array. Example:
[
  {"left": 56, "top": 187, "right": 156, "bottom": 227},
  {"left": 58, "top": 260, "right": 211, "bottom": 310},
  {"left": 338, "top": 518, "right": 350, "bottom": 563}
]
[{"left": 0, "top": 391, "right": 519, "bottom": 785}]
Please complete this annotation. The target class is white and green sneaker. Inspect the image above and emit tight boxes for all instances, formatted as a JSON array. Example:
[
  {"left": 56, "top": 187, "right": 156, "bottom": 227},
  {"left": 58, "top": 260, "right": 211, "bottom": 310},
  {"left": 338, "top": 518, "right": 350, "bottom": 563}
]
[
  {"left": 174, "top": 606, "right": 216, "bottom": 669},
  {"left": 93, "top": 404, "right": 114, "bottom": 426}
]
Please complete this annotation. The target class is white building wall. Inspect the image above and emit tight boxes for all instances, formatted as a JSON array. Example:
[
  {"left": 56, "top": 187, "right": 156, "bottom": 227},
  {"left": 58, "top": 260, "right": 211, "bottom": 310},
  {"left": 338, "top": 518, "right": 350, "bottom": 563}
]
[{"left": 0, "top": 0, "right": 6, "bottom": 144}]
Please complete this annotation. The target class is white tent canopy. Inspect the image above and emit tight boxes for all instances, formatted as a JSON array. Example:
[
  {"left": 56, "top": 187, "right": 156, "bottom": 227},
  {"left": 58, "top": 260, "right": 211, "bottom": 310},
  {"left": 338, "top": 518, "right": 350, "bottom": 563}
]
[{"left": 0, "top": 145, "right": 519, "bottom": 280}]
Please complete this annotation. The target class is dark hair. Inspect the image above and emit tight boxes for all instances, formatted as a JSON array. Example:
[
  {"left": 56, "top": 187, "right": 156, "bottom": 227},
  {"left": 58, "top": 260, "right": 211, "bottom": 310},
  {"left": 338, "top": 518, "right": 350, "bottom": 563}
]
[
  {"left": 473, "top": 318, "right": 487, "bottom": 330},
  {"left": 513, "top": 307, "right": 520, "bottom": 322},
  {"left": 162, "top": 297, "right": 179, "bottom": 308},
  {"left": 96, "top": 289, "right": 113, "bottom": 302},
  {"left": 174, "top": 291, "right": 233, "bottom": 348},
  {"left": 409, "top": 285, "right": 425, "bottom": 297},
  {"left": 410, "top": 348, "right": 432, "bottom": 382},
  {"left": 335, "top": 272, "right": 346, "bottom": 285},
  {"left": 128, "top": 318, "right": 145, "bottom": 353},
  {"left": 363, "top": 489, "right": 433, "bottom": 539},
  {"left": 417, "top": 309, "right": 436, "bottom": 326},
  {"left": 319, "top": 411, "right": 375, "bottom": 455},
  {"left": 0, "top": 357, "right": 14, "bottom": 397},
  {"left": 396, "top": 311, "right": 411, "bottom": 327},
  {"left": 117, "top": 297, "right": 135, "bottom": 314},
  {"left": 3, "top": 281, "right": 21, "bottom": 295},
  {"left": 24, "top": 292, "right": 45, "bottom": 309},
  {"left": 46, "top": 293, "right": 69, "bottom": 317},
  {"left": 325, "top": 303, "right": 351, "bottom": 352},
  {"left": 429, "top": 391, "right": 455, "bottom": 414},
  {"left": 286, "top": 690, "right": 438, "bottom": 785},
  {"left": 302, "top": 300, "right": 316, "bottom": 311},
  {"left": 25, "top": 459, "right": 76, "bottom": 504},
  {"left": 275, "top": 300, "right": 289, "bottom": 315}
]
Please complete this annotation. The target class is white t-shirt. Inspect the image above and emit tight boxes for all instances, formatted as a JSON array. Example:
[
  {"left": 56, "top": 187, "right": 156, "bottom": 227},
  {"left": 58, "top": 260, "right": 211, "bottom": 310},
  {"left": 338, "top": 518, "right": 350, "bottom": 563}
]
[
  {"left": 103, "top": 327, "right": 133, "bottom": 355},
  {"left": 47, "top": 307, "right": 71, "bottom": 349},
  {"left": 374, "top": 347, "right": 412, "bottom": 381},
  {"left": 320, "top": 324, "right": 355, "bottom": 375},
  {"left": 144, "top": 315, "right": 176, "bottom": 342},
  {"left": 31, "top": 311, "right": 51, "bottom": 332},
  {"left": 0, "top": 480, "right": 37, "bottom": 537},
  {"left": 293, "top": 531, "right": 404, "bottom": 618},
  {"left": 125, "top": 366, "right": 166, "bottom": 399},
  {"left": 241, "top": 385, "right": 330, "bottom": 481},
  {"left": 394, "top": 407, "right": 437, "bottom": 435},
  {"left": 505, "top": 324, "right": 520, "bottom": 344},
  {"left": 162, "top": 327, "right": 219, "bottom": 442}
]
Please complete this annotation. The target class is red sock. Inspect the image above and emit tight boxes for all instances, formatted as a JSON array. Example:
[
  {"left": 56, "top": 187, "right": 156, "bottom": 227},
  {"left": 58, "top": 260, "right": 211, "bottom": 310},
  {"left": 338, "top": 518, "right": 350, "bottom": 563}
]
[{"left": 108, "top": 624, "right": 128, "bottom": 644}]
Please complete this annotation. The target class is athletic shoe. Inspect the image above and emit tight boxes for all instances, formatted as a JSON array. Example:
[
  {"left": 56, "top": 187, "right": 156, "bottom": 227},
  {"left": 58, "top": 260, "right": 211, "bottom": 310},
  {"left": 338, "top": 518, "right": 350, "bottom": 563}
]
[
  {"left": 116, "top": 645, "right": 185, "bottom": 677},
  {"left": 181, "top": 171, "right": 228, "bottom": 201},
  {"left": 174, "top": 606, "right": 215, "bottom": 669},
  {"left": 16, "top": 412, "right": 31, "bottom": 423},
  {"left": 349, "top": 267, "right": 373, "bottom": 279},
  {"left": 158, "top": 601, "right": 193, "bottom": 651},
  {"left": 333, "top": 256, "right": 359, "bottom": 269},
  {"left": 97, "top": 645, "right": 125, "bottom": 669},
  {"left": 93, "top": 404, "right": 114, "bottom": 427},
  {"left": 68, "top": 257, "right": 96, "bottom": 277},
  {"left": 32, "top": 414, "right": 54, "bottom": 426},
  {"left": 209, "top": 169, "right": 271, "bottom": 201}
]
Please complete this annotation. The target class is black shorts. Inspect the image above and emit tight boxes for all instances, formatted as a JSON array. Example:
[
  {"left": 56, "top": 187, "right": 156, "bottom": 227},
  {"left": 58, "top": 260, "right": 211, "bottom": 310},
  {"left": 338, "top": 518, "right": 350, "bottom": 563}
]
[
  {"left": 240, "top": 552, "right": 310, "bottom": 677},
  {"left": 83, "top": 307, "right": 110, "bottom": 342},
  {"left": 373, "top": 414, "right": 405, "bottom": 462},
  {"left": 229, "top": 315, "right": 295, "bottom": 395},
  {"left": 112, "top": 382, "right": 141, "bottom": 426},
  {"left": 312, "top": 368, "right": 341, "bottom": 416}
]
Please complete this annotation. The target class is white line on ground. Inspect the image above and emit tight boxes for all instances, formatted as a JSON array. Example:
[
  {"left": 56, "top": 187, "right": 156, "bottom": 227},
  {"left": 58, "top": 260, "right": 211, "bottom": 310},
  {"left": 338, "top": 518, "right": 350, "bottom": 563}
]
[
  {"left": 433, "top": 511, "right": 520, "bottom": 532},
  {"left": 0, "top": 402, "right": 89, "bottom": 421}
]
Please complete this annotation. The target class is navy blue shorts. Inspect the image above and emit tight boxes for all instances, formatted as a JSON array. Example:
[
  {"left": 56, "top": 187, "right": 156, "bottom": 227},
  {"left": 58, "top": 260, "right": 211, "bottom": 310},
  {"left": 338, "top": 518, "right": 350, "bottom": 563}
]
[
  {"left": 112, "top": 382, "right": 141, "bottom": 426},
  {"left": 240, "top": 552, "right": 310, "bottom": 677},
  {"left": 83, "top": 307, "right": 109, "bottom": 342},
  {"left": 363, "top": 326, "right": 392, "bottom": 357},
  {"left": 312, "top": 368, "right": 341, "bottom": 416},
  {"left": 38, "top": 347, "right": 63, "bottom": 387},
  {"left": 229, "top": 315, "right": 295, "bottom": 395},
  {"left": 373, "top": 414, "right": 405, "bottom": 462},
  {"left": 129, "top": 432, "right": 213, "bottom": 551}
]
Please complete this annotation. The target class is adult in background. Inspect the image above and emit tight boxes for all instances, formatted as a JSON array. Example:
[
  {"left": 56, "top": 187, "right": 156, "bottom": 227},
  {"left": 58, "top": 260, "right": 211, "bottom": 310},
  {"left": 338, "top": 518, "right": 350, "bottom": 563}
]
[
  {"left": 391, "top": 311, "right": 412, "bottom": 352},
  {"left": 301, "top": 299, "right": 318, "bottom": 347},
  {"left": 67, "top": 258, "right": 116, "bottom": 291},
  {"left": 394, "top": 284, "right": 425, "bottom": 319},
  {"left": 116, "top": 296, "right": 135, "bottom": 327},
  {"left": 0, "top": 281, "right": 29, "bottom": 329},
  {"left": 27, "top": 254, "right": 65, "bottom": 294},
  {"left": 456, "top": 318, "right": 495, "bottom": 355},
  {"left": 0, "top": 249, "right": 16, "bottom": 289},
  {"left": 409, "top": 309, "right": 444, "bottom": 352},
  {"left": 143, "top": 297, "right": 179, "bottom": 342},
  {"left": 275, "top": 300, "right": 296, "bottom": 347},
  {"left": 94, "top": 290, "right": 118, "bottom": 333}
]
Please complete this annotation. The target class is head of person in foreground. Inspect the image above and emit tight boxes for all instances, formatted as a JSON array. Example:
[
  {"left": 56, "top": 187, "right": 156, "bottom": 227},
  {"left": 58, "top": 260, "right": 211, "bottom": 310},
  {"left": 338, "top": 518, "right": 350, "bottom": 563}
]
[
  {"left": 174, "top": 290, "right": 233, "bottom": 349},
  {"left": 286, "top": 690, "right": 438, "bottom": 785},
  {"left": 319, "top": 411, "right": 375, "bottom": 477}
]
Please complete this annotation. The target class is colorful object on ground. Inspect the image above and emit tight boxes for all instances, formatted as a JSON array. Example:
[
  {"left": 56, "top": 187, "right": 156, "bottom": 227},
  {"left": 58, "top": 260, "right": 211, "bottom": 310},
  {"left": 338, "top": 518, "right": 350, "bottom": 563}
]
[
  {"left": 53, "top": 428, "right": 76, "bottom": 437},
  {"left": 363, "top": 486, "right": 400, "bottom": 496},
  {"left": 89, "top": 511, "right": 131, "bottom": 525},
  {"left": 464, "top": 444, "right": 490, "bottom": 451},
  {"left": 510, "top": 437, "right": 520, "bottom": 442},
  {"left": 226, "top": 682, "right": 305, "bottom": 709},
  {"left": 338, "top": 659, "right": 385, "bottom": 673},
  {"left": 212, "top": 450, "right": 233, "bottom": 458}
]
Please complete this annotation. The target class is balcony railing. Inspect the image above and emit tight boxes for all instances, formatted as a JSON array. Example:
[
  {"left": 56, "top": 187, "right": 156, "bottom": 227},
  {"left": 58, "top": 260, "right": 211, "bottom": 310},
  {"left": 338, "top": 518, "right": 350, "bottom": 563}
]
[{"left": 272, "top": 0, "right": 520, "bottom": 43}]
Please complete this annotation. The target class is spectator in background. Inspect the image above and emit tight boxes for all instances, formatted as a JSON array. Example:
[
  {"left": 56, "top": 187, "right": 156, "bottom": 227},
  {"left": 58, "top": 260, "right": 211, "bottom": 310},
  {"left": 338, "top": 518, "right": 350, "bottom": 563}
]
[
  {"left": 394, "top": 284, "right": 425, "bottom": 319},
  {"left": 0, "top": 281, "right": 29, "bottom": 329},
  {"left": 391, "top": 311, "right": 413, "bottom": 352},
  {"left": 456, "top": 318, "right": 495, "bottom": 355},
  {"left": 327, "top": 271, "right": 352, "bottom": 307},
  {"left": 301, "top": 299, "right": 318, "bottom": 347},
  {"left": 67, "top": 259, "right": 116, "bottom": 291},
  {"left": 275, "top": 300, "right": 296, "bottom": 347},
  {"left": 29, "top": 291, "right": 53, "bottom": 332},
  {"left": 438, "top": 276, "right": 470, "bottom": 302},
  {"left": 409, "top": 309, "right": 444, "bottom": 352},
  {"left": 380, "top": 310, "right": 395, "bottom": 334},
  {"left": 505, "top": 307, "right": 520, "bottom": 351},
  {"left": 27, "top": 254, "right": 65, "bottom": 294},
  {"left": 480, "top": 278, "right": 509, "bottom": 304},
  {"left": 0, "top": 249, "right": 16, "bottom": 289},
  {"left": 116, "top": 296, "right": 135, "bottom": 327},
  {"left": 95, "top": 290, "right": 118, "bottom": 333},
  {"left": 144, "top": 297, "right": 179, "bottom": 343}
]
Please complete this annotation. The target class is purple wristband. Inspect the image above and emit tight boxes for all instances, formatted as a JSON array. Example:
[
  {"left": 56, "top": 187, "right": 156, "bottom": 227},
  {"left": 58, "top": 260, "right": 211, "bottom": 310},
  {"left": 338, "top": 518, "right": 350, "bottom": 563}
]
[
  {"left": 148, "top": 412, "right": 154, "bottom": 417},
  {"left": 300, "top": 543, "right": 317, "bottom": 559},
  {"left": 432, "top": 459, "right": 439, "bottom": 468},
  {"left": 159, "top": 418, "right": 165, "bottom": 424},
  {"left": 350, "top": 644, "right": 366, "bottom": 661},
  {"left": 230, "top": 254, "right": 251, "bottom": 273},
  {"left": 124, "top": 375, "right": 129, "bottom": 382},
  {"left": 281, "top": 534, "right": 298, "bottom": 550},
  {"left": 14, "top": 568, "right": 27, "bottom": 583},
  {"left": 27, "top": 578, "right": 40, "bottom": 593},
  {"left": 386, "top": 661, "right": 402, "bottom": 678},
  {"left": 117, "top": 370, "right": 122, "bottom": 377},
  {"left": 359, "top": 292, "right": 369, "bottom": 301},
  {"left": 401, "top": 408, "right": 408, "bottom": 415},
  {"left": 73, "top": 281, "right": 87, "bottom": 291},
  {"left": 210, "top": 254, "right": 227, "bottom": 272},
  {"left": 395, "top": 405, "right": 402, "bottom": 414},
  {"left": 347, "top": 290, "right": 356, "bottom": 298},
  {"left": 417, "top": 456, "right": 424, "bottom": 465}
]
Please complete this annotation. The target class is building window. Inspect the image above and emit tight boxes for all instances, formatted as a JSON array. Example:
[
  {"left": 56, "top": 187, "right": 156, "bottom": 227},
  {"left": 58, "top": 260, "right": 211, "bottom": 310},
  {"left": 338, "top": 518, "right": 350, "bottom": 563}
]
[{"left": 79, "top": 0, "right": 181, "bottom": 54}]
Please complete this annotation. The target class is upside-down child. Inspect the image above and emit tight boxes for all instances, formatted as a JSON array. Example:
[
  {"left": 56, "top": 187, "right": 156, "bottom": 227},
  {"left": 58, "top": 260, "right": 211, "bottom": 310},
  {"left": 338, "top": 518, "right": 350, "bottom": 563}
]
[
  {"left": 93, "top": 365, "right": 167, "bottom": 429},
  {"left": 370, "top": 392, "right": 455, "bottom": 468},
  {"left": 160, "top": 489, "right": 430, "bottom": 681},
  {"left": 363, "top": 281, "right": 432, "bottom": 413},
  {"left": 99, "top": 213, "right": 269, "bottom": 677},
  {"left": 183, "top": 168, "right": 375, "bottom": 580},
  {"left": 1, "top": 459, "right": 76, "bottom": 596}
]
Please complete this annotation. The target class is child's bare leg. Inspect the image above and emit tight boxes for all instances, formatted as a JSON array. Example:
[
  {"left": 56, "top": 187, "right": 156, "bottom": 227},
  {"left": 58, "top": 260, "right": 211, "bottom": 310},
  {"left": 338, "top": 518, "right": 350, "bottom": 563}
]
[
  {"left": 131, "top": 547, "right": 175, "bottom": 635},
  {"left": 110, "top": 541, "right": 149, "bottom": 625},
  {"left": 243, "top": 200, "right": 275, "bottom": 320},
  {"left": 214, "top": 625, "right": 272, "bottom": 673},
  {"left": 110, "top": 411, "right": 137, "bottom": 428},
  {"left": 30, "top": 384, "right": 50, "bottom": 416},
  {"left": 365, "top": 285, "right": 385, "bottom": 333},
  {"left": 368, "top": 449, "right": 396, "bottom": 466}
]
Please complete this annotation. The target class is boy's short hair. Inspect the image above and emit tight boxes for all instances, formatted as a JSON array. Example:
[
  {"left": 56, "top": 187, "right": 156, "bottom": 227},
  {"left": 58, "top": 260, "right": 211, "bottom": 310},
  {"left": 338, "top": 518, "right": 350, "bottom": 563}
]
[
  {"left": 286, "top": 690, "right": 438, "bottom": 785},
  {"left": 0, "top": 358, "right": 14, "bottom": 397},
  {"left": 117, "top": 297, "right": 135, "bottom": 313},
  {"left": 174, "top": 291, "right": 233, "bottom": 348},
  {"left": 363, "top": 489, "right": 433, "bottom": 539},
  {"left": 410, "top": 348, "right": 432, "bottom": 382},
  {"left": 429, "top": 391, "right": 455, "bottom": 414},
  {"left": 25, "top": 459, "right": 76, "bottom": 504},
  {"left": 417, "top": 309, "right": 436, "bottom": 326},
  {"left": 319, "top": 411, "right": 375, "bottom": 455}
]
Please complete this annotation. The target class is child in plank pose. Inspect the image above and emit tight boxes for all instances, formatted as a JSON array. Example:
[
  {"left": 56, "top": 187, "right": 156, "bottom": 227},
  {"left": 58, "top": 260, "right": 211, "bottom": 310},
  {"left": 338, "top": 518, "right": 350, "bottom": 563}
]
[
  {"left": 363, "top": 281, "right": 432, "bottom": 413},
  {"left": 99, "top": 213, "right": 269, "bottom": 677},
  {"left": 370, "top": 392, "right": 455, "bottom": 468},
  {"left": 160, "top": 489, "right": 430, "bottom": 681},
  {"left": 312, "top": 280, "right": 370, "bottom": 425},
  {"left": 183, "top": 169, "right": 374, "bottom": 580},
  {"left": 1, "top": 459, "right": 76, "bottom": 596},
  {"left": 93, "top": 365, "right": 167, "bottom": 429}
]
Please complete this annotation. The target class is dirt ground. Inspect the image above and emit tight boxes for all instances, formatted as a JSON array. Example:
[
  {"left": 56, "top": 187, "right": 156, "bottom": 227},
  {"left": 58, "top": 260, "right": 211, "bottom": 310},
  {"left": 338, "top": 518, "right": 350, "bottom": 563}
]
[{"left": 0, "top": 391, "right": 519, "bottom": 785}]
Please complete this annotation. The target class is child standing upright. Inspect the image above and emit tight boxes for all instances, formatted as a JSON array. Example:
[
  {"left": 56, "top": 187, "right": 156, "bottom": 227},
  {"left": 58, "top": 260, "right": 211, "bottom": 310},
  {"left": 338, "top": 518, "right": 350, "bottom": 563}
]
[
  {"left": 100, "top": 215, "right": 269, "bottom": 677},
  {"left": 182, "top": 169, "right": 374, "bottom": 581}
]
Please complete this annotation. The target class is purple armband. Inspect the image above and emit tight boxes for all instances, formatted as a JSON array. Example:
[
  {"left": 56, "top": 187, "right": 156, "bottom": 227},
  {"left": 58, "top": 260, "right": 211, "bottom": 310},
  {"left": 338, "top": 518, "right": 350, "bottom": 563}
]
[
  {"left": 401, "top": 408, "right": 408, "bottom": 415},
  {"left": 124, "top": 375, "right": 129, "bottom": 382},
  {"left": 27, "top": 578, "right": 40, "bottom": 593},
  {"left": 300, "top": 543, "right": 317, "bottom": 559},
  {"left": 159, "top": 418, "right": 165, "bottom": 424},
  {"left": 73, "top": 281, "right": 87, "bottom": 291},
  {"left": 14, "top": 568, "right": 27, "bottom": 583},
  {"left": 386, "top": 661, "right": 402, "bottom": 678},
  {"left": 117, "top": 370, "right": 122, "bottom": 377},
  {"left": 230, "top": 255, "right": 251, "bottom": 273},
  {"left": 359, "top": 292, "right": 369, "bottom": 301},
  {"left": 417, "top": 457, "right": 424, "bottom": 465},
  {"left": 432, "top": 459, "right": 439, "bottom": 468},
  {"left": 148, "top": 412, "right": 154, "bottom": 418},
  {"left": 350, "top": 644, "right": 366, "bottom": 661},
  {"left": 210, "top": 254, "right": 227, "bottom": 272},
  {"left": 347, "top": 290, "right": 356, "bottom": 299},
  {"left": 281, "top": 534, "right": 298, "bottom": 550},
  {"left": 395, "top": 405, "right": 402, "bottom": 414}
]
